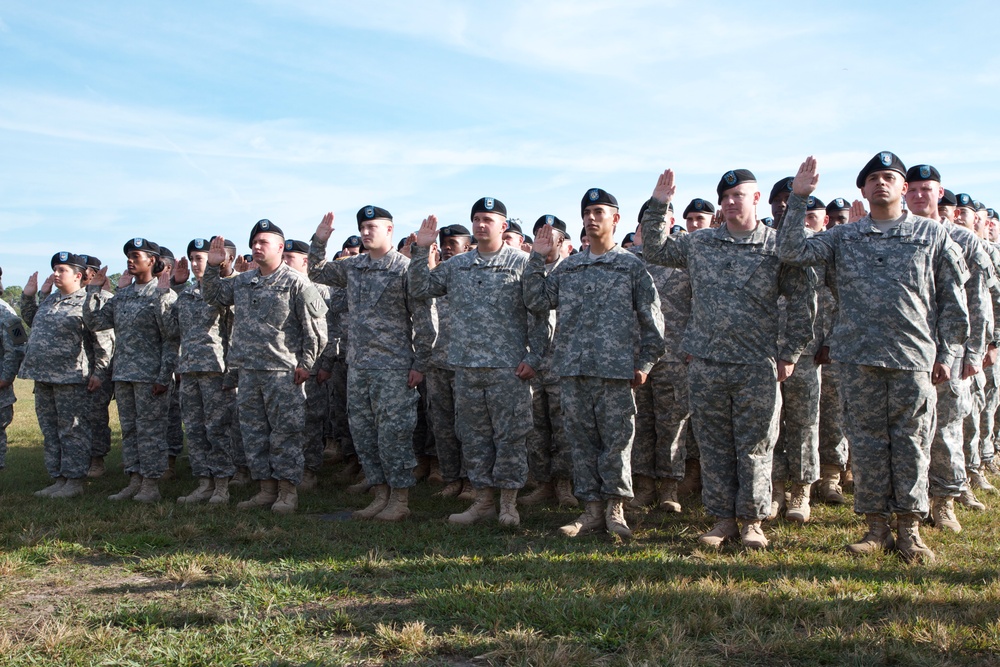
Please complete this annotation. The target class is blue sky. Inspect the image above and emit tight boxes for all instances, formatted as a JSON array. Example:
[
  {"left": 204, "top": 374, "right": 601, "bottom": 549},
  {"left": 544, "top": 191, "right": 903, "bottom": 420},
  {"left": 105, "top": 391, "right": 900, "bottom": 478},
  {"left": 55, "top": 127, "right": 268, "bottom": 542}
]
[{"left": 2, "top": 1, "right": 999, "bottom": 284}]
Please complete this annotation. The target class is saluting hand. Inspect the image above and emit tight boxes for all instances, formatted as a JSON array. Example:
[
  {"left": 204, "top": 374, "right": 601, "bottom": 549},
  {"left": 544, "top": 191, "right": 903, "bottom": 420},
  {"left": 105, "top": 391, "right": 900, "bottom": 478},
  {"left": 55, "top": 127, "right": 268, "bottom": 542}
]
[
  {"left": 533, "top": 224, "right": 554, "bottom": 257},
  {"left": 792, "top": 156, "right": 819, "bottom": 197},
  {"left": 173, "top": 257, "right": 190, "bottom": 284},
  {"left": 849, "top": 200, "right": 867, "bottom": 223},
  {"left": 315, "top": 212, "right": 335, "bottom": 243},
  {"left": 651, "top": 169, "right": 676, "bottom": 205},
  {"left": 414, "top": 215, "right": 438, "bottom": 248},
  {"left": 207, "top": 236, "right": 227, "bottom": 267},
  {"left": 118, "top": 268, "right": 133, "bottom": 289},
  {"left": 23, "top": 272, "right": 38, "bottom": 297},
  {"left": 94, "top": 266, "right": 111, "bottom": 290}
]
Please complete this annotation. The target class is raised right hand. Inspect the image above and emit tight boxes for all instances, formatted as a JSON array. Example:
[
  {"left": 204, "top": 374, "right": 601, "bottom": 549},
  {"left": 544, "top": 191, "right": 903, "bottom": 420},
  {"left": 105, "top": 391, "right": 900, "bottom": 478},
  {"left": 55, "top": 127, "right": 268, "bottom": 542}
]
[
  {"left": 207, "top": 236, "right": 227, "bottom": 267},
  {"left": 23, "top": 272, "right": 38, "bottom": 297},
  {"left": 414, "top": 215, "right": 439, "bottom": 248},
  {"left": 315, "top": 212, "right": 335, "bottom": 243}
]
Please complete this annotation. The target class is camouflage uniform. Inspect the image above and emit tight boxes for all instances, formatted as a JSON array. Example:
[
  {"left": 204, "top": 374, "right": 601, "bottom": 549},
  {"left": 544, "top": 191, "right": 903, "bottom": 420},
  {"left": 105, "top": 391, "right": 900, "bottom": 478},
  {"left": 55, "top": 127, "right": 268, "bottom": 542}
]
[
  {"left": 202, "top": 262, "right": 328, "bottom": 485},
  {"left": 167, "top": 280, "right": 235, "bottom": 478},
  {"left": 426, "top": 294, "right": 463, "bottom": 484},
  {"left": 326, "top": 287, "right": 353, "bottom": 456},
  {"left": 817, "top": 277, "right": 849, "bottom": 471},
  {"left": 302, "top": 283, "right": 338, "bottom": 475},
  {"left": 779, "top": 193, "right": 970, "bottom": 518},
  {"left": 523, "top": 245, "right": 665, "bottom": 501},
  {"left": 0, "top": 299, "right": 27, "bottom": 468},
  {"left": 83, "top": 280, "right": 178, "bottom": 479},
  {"left": 977, "top": 240, "right": 1000, "bottom": 468},
  {"left": 81, "top": 288, "right": 115, "bottom": 459},
  {"left": 308, "top": 240, "right": 430, "bottom": 489},
  {"left": 641, "top": 198, "right": 816, "bottom": 520},
  {"left": 409, "top": 243, "right": 539, "bottom": 490}
]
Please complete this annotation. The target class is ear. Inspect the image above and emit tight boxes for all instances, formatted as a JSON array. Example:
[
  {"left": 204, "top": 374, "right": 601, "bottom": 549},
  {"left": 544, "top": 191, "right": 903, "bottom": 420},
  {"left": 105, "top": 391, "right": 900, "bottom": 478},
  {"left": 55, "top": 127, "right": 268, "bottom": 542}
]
[
  {"left": 752, "top": 191, "right": 761, "bottom": 205},
  {"left": 900, "top": 181, "right": 909, "bottom": 196}
]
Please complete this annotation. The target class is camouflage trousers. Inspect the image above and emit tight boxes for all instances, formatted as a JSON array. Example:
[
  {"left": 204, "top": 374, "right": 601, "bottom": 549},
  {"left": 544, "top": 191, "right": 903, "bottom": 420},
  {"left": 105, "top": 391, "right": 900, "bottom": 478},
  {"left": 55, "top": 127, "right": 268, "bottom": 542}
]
[
  {"left": 115, "top": 381, "right": 170, "bottom": 479},
  {"left": 964, "top": 371, "right": 987, "bottom": 474},
  {"left": 303, "top": 374, "right": 330, "bottom": 473},
  {"left": 688, "top": 358, "right": 780, "bottom": 521},
  {"left": 238, "top": 369, "right": 305, "bottom": 485},
  {"left": 35, "top": 382, "right": 91, "bottom": 479},
  {"left": 223, "top": 391, "right": 246, "bottom": 468},
  {"left": 526, "top": 370, "right": 572, "bottom": 484},
  {"left": 331, "top": 360, "right": 355, "bottom": 457},
  {"left": 773, "top": 359, "right": 820, "bottom": 485},
  {"left": 562, "top": 375, "right": 635, "bottom": 502},
  {"left": 929, "top": 374, "right": 970, "bottom": 498},
  {"left": 454, "top": 367, "right": 530, "bottom": 490},
  {"left": 684, "top": 421, "right": 699, "bottom": 460},
  {"left": 347, "top": 367, "right": 418, "bottom": 489},
  {"left": 179, "top": 372, "right": 235, "bottom": 479},
  {"left": 0, "top": 404, "right": 10, "bottom": 469},
  {"left": 88, "top": 380, "right": 113, "bottom": 458},
  {"left": 413, "top": 380, "right": 435, "bottom": 458},
  {"left": 632, "top": 361, "right": 688, "bottom": 481},
  {"left": 838, "top": 364, "right": 934, "bottom": 518},
  {"left": 426, "top": 366, "right": 463, "bottom": 484},
  {"left": 167, "top": 377, "right": 184, "bottom": 458},
  {"left": 818, "top": 363, "right": 849, "bottom": 470},
  {"left": 980, "top": 365, "right": 999, "bottom": 465}
]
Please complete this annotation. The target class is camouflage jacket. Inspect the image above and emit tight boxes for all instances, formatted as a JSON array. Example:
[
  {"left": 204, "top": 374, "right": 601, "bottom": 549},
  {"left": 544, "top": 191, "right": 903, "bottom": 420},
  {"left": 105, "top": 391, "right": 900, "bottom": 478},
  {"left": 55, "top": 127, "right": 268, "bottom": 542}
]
[
  {"left": 83, "top": 279, "right": 178, "bottom": 385},
  {"left": 524, "top": 245, "right": 665, "bottom": 379},
  {"left": 632, "top": 246, "right": 690, "bottom": 364},
  {"left": 0, "top": 299, "right": 26, "bottom": 407},
  {"left": 308, "top": 241, "right": 431, "bottom": 372},
  {"left": 641, "top": 198, "right": 816, "bottom": 366},
  {"left": 20, "top": 288, "right": 110, "bottom": 384},
  {"left": 202, "top": 263, "right": 327, "bottom": 372},
  {"left": 167, "top": 281, "right": 232, "bottom": 374},
  {"left": 779, "top": 193, "right": 969, "bottom": 371}
]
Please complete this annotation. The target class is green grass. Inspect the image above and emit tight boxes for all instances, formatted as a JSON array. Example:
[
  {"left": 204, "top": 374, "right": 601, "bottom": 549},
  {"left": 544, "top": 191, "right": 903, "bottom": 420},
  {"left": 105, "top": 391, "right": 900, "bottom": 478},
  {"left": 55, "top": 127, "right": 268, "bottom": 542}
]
[{"left": 2, "top": 378, "right": 1000, "bottom": 665}]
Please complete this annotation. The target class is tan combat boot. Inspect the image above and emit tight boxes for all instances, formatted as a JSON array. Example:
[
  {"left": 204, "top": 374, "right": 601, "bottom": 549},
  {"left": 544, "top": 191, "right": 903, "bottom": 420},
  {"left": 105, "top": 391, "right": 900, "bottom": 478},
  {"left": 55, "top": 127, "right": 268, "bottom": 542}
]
[
  {"left": 559, "top": 501, "right": 605, "bottom": 537},
  {"left": 87, "top": 457, "right": 105, "bottom": 478},
  {"left": 930, "top": 495, "right": 961, "bottom": 533},
  {"left": 271, "top": 480, "right": 298, "bottom": 514},
  {"left": 841, "top": 466, "right": 854, "bottom": 493},
  {"left": 517, "top": 481, "right": 554, "bottom": 506},
  {"left": 322, "top": 437, "right": 344, "bottom": 464},
  {"left": 161, "top": 455, "right": 177, "bottom": 481},
  {"left": 237, "top": 479, "right": 279, "bottom": 509},
  {"left": 767, "top": 480, "right": 787, "bottom": 520},
  {"left": 658, "top": 479, "right": 682, "bottom": 513},
  {"left": 785, "top": 483, "right": 812, "bottom": 524},
  {"left": 628, "top": 475, "right": 656, "bottom": 508},
  {"left": 108, "top": 473, "right": 142, "bottom": 501},
  {"left": 815, "top": 463, "right": 847, "bottom": 504},
  {"left": 434, "top": 480, "right": 464, "bottom": 498},
  {"left": 498, "top": 489, "right": 520, "bottom": 527},
  {"left": 958, "top": 487, "right": 987, "bottom": 511},
  {"left": 427, "top": 458, "right": 444, "bottom": 485},
  {"left": 697, "top": 517, "right": 739, "bottom": 549},
  {"left": 554, "top": 478, "right": 578, "bottom": 507},
  {"left": 177, "top": 477, "right": 214, "bottom": 504},
  {"left": 969, "top": 470, "right": 997, "bottom": 493},
  {"left": 413, "top": 456, "right": 431, "bottom": 481},
  {"left": 846, "top": 513, "right": 894, "bottom": 556},
  {"left": 740, "top": 519, "right": 769, "bottom": 550},
  {"left": 34, "top": 477, "right": 67, "bottom": 497},
  {"left": 347, "top": 475, "right": 374, "bottom": 495},
  {"left": 133, "top": 477, "right": 161, "bottom": 503},
  {"left": 230, "top": 466, "right": 251, "bottom": 486},
  {"left": 298, "top": 469, "right": 318, "bottom": 491},
  {"left": 448, "top": 488, "right": 497, "bottom": 525},
  {"left": 374, "top": 487, "right": 411, "bottom": 522},
  {"left": 456, "top": 479, "right": 477, "bottom": 501},
  {"left": 677, "top": 458, "right": 702, "bottom": 496},
  {"left": 208, "top": 477, "right": 230, "bottom": 505},
  {"left": 896, "top": 513, "right": 935, "bottom": 563},
  {"left": 50, "top": 478, "right": 84, "bottom": 498},
  {"left": 353, "top": 484, "right": 390, "bottom": 520},
  {"left": 605, "top": 497, "right": 633, "bottom": 539}
]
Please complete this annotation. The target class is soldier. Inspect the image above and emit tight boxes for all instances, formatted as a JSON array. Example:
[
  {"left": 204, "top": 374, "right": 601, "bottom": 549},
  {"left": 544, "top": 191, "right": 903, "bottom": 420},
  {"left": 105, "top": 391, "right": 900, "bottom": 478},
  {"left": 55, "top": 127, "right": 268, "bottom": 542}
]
[
  {"left": 502, "top": 219, "right": 525, "bottom": 248},
  {"left": 0, "top": 270, "right": 27, "bottom": 473},
  {"left": 939, "top": 190, "right": 959, "bottom": 223},
  {"left": 83, "top": 239, "right": 179, "bottom": 503},
  {"left": 158, "top": 246, "right": 185, "bottom": 480},
  {"left": 409, "top": 198, "right": 540, "bottom": 527},
  {"left": 21, "top": 253, "right": 110, "bottom": 498},
  {"left": 525, "top": 190, "right": 665, "bottom": 539},
  {"left": 640, "top": 169, "right": 816, "bottom": 550},
  {"left": 201, "top": 221, "right": 328, "bottom": 514},
  {"left": 779, "top": 153, "right": 970, "bottom": 563},
  {"left": 167, "top": 239, "right": 236, "bottom": 505},
  {"left": 309, "top": 207, "right": 431, "bottom": 521},
  {"left": 826, "top": 198, "right": 851, "bottom": 227},
  {"left": 769, "top": 177, "right": 795, "bottom": 225},
  {"left": 519, "top": 215, "right": 577, "bottom": 508},
  {"left": 77, "top": 254, "right": 115, "bottom": 478}
]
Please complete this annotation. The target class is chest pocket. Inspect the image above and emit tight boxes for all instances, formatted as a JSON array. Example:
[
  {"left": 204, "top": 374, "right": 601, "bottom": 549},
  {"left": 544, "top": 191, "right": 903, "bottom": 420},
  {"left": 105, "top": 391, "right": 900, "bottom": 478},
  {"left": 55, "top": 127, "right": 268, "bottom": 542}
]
[
  {"left": 478, "top": 267, "right": 519, "bottom": 306},
  {"left": 353, "top": 268, "right": 393, "bottom": 310},
  {"left": 117, "top": 292, "right": 153, "bottom": 329},
  {"left": 239, "top": 284, "right": 290, "bottom": 328},
  {"left": 840, "top": 233, "right": 929, "bottom": 285}
]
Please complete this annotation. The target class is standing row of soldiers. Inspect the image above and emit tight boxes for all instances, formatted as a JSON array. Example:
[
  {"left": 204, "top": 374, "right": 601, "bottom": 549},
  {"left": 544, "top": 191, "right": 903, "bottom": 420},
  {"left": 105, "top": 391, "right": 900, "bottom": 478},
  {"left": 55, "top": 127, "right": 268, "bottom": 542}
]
[{"left": 1, "top": 150, "right": 998, "bottom": 563}]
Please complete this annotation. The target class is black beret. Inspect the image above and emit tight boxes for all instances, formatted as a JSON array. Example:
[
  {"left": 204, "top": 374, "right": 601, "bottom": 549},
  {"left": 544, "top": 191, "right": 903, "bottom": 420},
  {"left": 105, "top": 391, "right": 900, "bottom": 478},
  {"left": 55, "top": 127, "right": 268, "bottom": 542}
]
[
  {"left": 974, "top": 200, "right": 986, "bottom": 212},
  {"left": 439, "top": 224, "right": 472, "bottom": 241},
  {"left": 581, "top": 188, "right": 619, "bottom": 215},
  {"left": 622, "top": 232, "right": 635, "bottom": 245},
  {"left": 768, "top": 177, "right": 794, "bottom": 204},
  {"left": 682, "top": 198, "right": 715, "bottom": 219},
  {"left": 956, "top": 193, "right": 975, "bottom": 209},
  {"left": 159, "top": 246, "right": 175, "bottom": 263},
  {"left": 856, "top": 151, "right": 906, "bottom": 188},
  {"left": 123, "top": 237, "right": 161, "bottom": 257},
  {"left": 805, "top": 196, "right": 826, "bottom": 211},
  {"left": 50, "top": 251, "right": 86, "bottom": 272},
  {"left": 284, "top": 239, "right": 309, "bottom": 255},
  {"left": 826, "top": 198, "right": 850, "bottom": 213},
  {"left": 524, "top": 234, "right": 533, "bottom": 244},
  {"left": 209, "top": 236, "right": 238, "bottom": 251},
  {"left": 78, "top": 254, "right": 102, "bottom": 269},
  {"left": 905, "top": 164, "right": 941, "bottom": 183},
  {"left": 988, "top": 208, "right": 998, "bottom": 221},
  {"left": 471, "top": 197, "right": 507, "bottom": 220},
  {"left": 505, "top": 219, "right": 524, "bottom": 236},
  {"left": 356, "top": 205, "right": 392, "bottom": 228},
  {"left": 760, "top": 216, "right": 775, "bottom": 228},
  {"left": 939, "top": 189, "right": 958, "bottom": 207},
  {"left": 396, "top": 238, "right": 407, "bottom": 251},
  {"left": 717, "top": 169, "right": 757, "bottom": 203},
  {"left": 670, "top": 224, "right": 686, "bottom": 234},
  {"left": 249, "top": 219, "right": 284, "bottom": 246},
  {"left": 533, "top": 214, "right": 568, "bottom": 237},
  {"left": 342, "top": 235, "right": 362, "bottom": 249},
  {"left": 187, "top": 238, "right": 210, "bottom": 256}
]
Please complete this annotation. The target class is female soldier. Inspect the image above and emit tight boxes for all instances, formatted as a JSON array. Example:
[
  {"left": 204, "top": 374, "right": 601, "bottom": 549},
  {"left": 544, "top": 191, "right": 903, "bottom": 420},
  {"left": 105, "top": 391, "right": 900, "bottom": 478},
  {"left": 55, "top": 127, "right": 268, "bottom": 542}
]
[{"left": 84, "top": 239, "right": 178, "bottom": 502}]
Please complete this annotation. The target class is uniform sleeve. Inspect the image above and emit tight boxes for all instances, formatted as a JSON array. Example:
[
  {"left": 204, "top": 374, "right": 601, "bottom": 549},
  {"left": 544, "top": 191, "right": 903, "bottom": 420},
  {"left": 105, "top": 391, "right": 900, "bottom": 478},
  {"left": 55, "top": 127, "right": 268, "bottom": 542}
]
[
  {"left": 19, "top": 293, "right": 39, "bottom": 327},
  {"left": 778, "top": 193, "right": 838, "bottom": 267},
  {"left": 522, "top": 252, "right": 559, "bottom": 314},
  {"left": 82, "top": 285, "right": 117, "bottom": 332},
  {"left": 308, "top": 236, "right": 348, "bottom": 287},
  {"left": 639, "top": 198, "right": 690, "bottom": 268},
  {"left": 87, "top": 326, "right": 113, "bottom": 384},
  {"left": 407, "top": 244, "right": 449, "bottom": 299},
  {"left": 633, "top": 262, "right": 666, "bottom": 374},
  {"left": 200, "top": 264, "right": 235, "bottom": 308},
  {"left": 777, "top": 264, "right": 818, "bottom": 364},
  {"left": 155, "top": 291, "right": 180, "bottom": 386},
  {"left": 295, "top": 282, "right": 329, "bottom": 371},
  {"left": 962, "top": 244, "right": 992, "bottom": 366},
  {"left": 0, "top": 311, "right": 27, "bottom": 384},
  {"left": 934, "top": 237, "right": 971, "bottom": 367}
]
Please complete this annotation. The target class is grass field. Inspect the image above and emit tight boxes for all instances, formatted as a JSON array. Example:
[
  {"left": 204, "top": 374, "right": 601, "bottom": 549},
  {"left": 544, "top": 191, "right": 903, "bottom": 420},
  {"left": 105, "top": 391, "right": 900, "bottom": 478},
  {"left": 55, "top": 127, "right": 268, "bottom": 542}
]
[{"left": 2, "top": 378, "right": 1000, "bottom": 666}]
